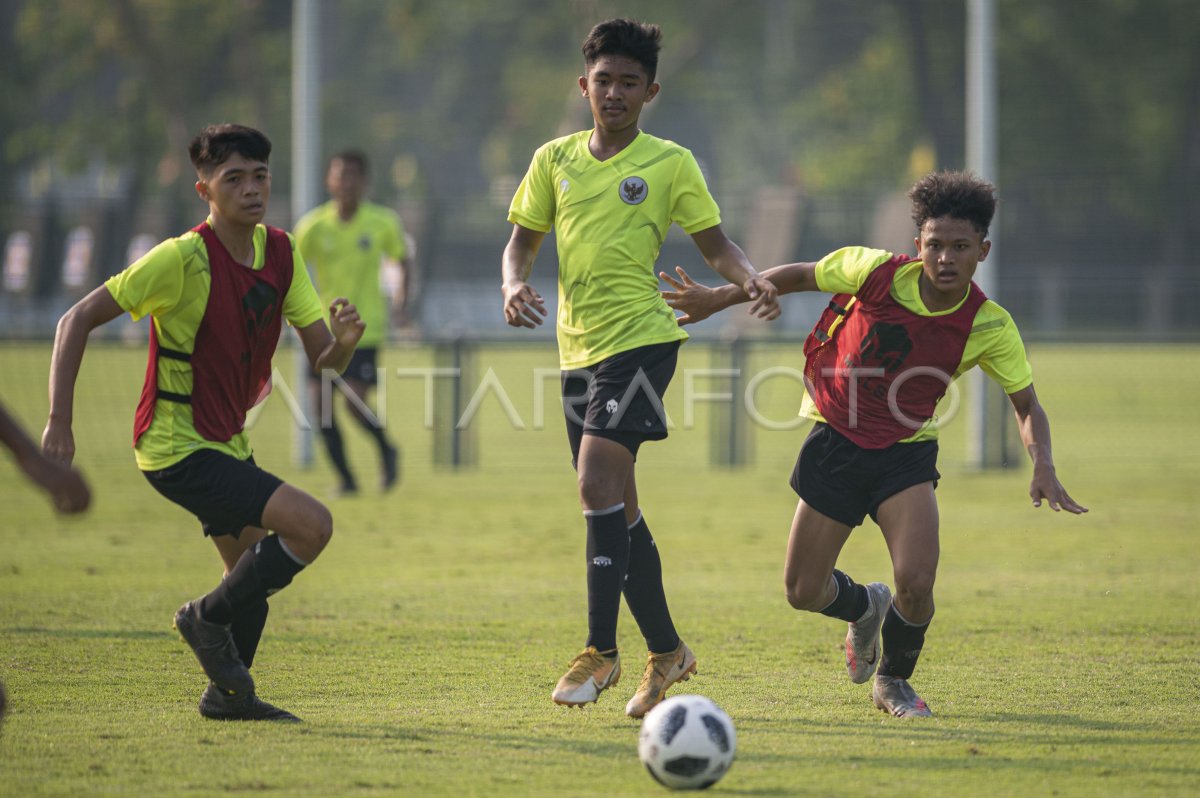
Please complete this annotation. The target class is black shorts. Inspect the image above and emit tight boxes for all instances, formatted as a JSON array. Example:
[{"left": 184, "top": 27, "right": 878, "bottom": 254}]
[
  {"left": 309, "top": 347, "right": 379, "bottom": 386},
  {"left": 143, "top": 449, "right": 284, "bottom": 538},
  {"left": 562, "top": 340, "right": 681, "bottom": 468},
  {"left": 790, "top": 422, "right": 940, "bottom": 528}
]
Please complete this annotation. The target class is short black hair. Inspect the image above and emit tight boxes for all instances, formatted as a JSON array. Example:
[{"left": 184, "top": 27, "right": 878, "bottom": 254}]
[
  {"left": 330, "top": 149, "right": 369, "bottom": 176},
  {"left": 188, "top": 124, "right": 271, "bottom": 176},
  {"left": 582, "top": 18, "right": 662, "bottom": 83},
  {"left": 908, "top": 170, "right": 997, "bottom": 238}
]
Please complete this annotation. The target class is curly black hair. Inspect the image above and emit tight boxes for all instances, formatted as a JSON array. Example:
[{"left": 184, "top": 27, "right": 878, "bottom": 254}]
[
  {"left": 908, "top": 170, "right": 997, "bottom": 238},
  {"left": 188, "top": 124, "right": 271, "bottom": 176},
  {"left": 582, "top": 18, "right": 662, "bottom": 83}
]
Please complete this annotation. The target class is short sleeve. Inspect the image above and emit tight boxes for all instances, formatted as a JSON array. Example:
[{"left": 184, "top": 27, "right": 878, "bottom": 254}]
[
  {"left": 382, "top": 210, "right": 407, "bottom": 260},
  {"left": 814, "top": 247, "right": 894, "bottom": 295},
  {"left": 507, "top": 146, "right": 556, "bottom": 233},
  {"left": 282, "top": 234, "right": 325, "bottom": 328},
  {"left": 669, "top": 151, "right": 722, "bottom": 234},
  {"left": 104, "top": 238, "right": 185, "bottom": 322},
  {"left": 975, "top": 304, "right": 1034, "bottom": 394},
  {"left": 293, "top": 210, "right": 319, "bottom": 264}
]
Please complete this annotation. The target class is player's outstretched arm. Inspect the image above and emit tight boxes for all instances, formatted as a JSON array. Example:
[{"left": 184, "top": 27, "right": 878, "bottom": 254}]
[
  {"left": 3, "top": 403, "right": 90, "bottom": 514},
  {"left": 661, "top": 260, "right": 819, "bottom": 326},
  {"left": 298, "top": 298, "right": 366, "bottom": 377},
  {"left": 1008, "top": 384, "right": 1088, "bottom": 514},
  {"left": 501, "top": 224, "right": 548, "bottom": 329},
  {"left": 688, "top": 225, "right": 779, "bottom": 321},
  {"left": 42, "top": 286, "right": 125, "bottom": 465}
]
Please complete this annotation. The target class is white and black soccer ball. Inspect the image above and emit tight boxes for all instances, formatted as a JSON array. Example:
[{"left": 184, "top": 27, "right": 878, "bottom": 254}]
[{"left": 638, "top": 694, "right": 736, "bottom": 790}]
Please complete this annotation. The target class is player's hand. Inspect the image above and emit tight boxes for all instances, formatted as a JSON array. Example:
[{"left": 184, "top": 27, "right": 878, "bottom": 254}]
[
  {"left": 502, "top": 281, "right": 546, "bottom": 328},
  {"left": 743, "top": 275, "right": 780, "bottom": 321},
  {"left": 660, "top": 266, "right": 717, "bottom": 326},
  {"left": 28, "top": 456, "right": 91, "bottom": 514},
  {"left": 41, "top": 420, "right": 76, "bottom": 466},
  {"left": 328, "top": 298, "right": 366, "bottom": 348},
  {"left": 1029, "top": 466, "right": 1088, "bottom": 514}
]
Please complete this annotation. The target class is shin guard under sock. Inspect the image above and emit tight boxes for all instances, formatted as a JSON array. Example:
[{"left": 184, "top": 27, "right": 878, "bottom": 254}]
[
  {"left": 584, "top": 504, "right": 630, "bottom": 653},
  {"left": 817, "top": 569, "right": 871, "bottom": 622},
  {"left": 199, "top": 535, "right": 306, "bottom": 626},
  {"left": 622, "top": 512, "right": 680, "bottom": 654},
  {"left": 878, "top": 602, "right": 931, "bottom": 679}
]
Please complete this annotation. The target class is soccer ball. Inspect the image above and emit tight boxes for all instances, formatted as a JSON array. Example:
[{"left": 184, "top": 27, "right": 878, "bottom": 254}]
[{"left": 638, "top": 694, "right": 736, "bottom": 790}]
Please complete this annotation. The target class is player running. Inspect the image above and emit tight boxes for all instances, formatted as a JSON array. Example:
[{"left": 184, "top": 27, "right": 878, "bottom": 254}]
[
  {"left": 661, "top": 170, "right": 1086, "bottom": 718},
  {"left": 42, "top": 124, "right": 365, "bottom": 722}
]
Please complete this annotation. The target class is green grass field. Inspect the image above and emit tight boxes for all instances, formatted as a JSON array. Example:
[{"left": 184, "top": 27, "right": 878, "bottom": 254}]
[{"left": 1, "top": 340, "right": 1198, "bottom": 796}]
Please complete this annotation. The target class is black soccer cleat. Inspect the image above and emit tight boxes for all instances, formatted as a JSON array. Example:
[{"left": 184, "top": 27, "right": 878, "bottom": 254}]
[
  {"left": 198, "top": 682, "right": 301, "bottom": 723},
  {"left": 173, "top": 601, "right": 254, "bottom": 696}
]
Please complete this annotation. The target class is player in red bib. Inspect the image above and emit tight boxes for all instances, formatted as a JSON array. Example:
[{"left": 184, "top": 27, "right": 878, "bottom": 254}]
[
  {"left": 661, "top": 171, "right": 1087, "bottom": 718},
  {"left": 42, "top": 124, "right": 365, "bottom": 722}
]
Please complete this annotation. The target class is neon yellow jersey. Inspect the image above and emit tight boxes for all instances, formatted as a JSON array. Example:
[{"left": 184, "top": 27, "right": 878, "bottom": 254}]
[
  {"left": 800, "top": 246, "right": 1033, "bottom": 441},
  {"left": 105, "top": 221, "right": 324, "bottom": 470},
  {"left": 509, "top": 130, "right": 721, "bottom": 369},
  {"left": 294, "top": 200, "right": 406, "bottom": 348}
]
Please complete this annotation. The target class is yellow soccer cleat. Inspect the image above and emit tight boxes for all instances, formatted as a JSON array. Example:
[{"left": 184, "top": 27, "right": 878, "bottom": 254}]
[
  {"left": 625, "top": 640, "right": 697, "bottom": 719},
  {"left": 552, "top": 646, "right": 621, "bottom": 707}
]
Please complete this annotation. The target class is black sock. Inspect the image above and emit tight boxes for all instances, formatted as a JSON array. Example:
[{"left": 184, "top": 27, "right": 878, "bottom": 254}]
[
  {"left": 584, "top": 504, "right": 630, "bottom": 653},
  {"left": 230, "top": 599, "right": 269, "bottom": 669},
  {"left": 817, "top": 569, "right": 870, "bottom": 622},
  {"left": 199, "top": 535, "right": 306, "bottom": 625},
  {"left": 878, "top": 602, "right": 931, "bottom": 679},
  {"left": 320, "top": 419, "right": 356, "bottom": 489},
  {"left": 350, "top": 409, "right": 394, "bottom": 459},
  {"left": 622, "top": 513, "right": 680, "bottom": 654}
]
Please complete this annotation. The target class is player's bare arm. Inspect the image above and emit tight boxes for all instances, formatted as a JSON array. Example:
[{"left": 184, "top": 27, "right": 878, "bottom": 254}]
[
  {"left": 2, "top": 404, "right": 90, "bottom": 513},
  {"left": 688, "top": 225, "right": 779, "bottom": 320},
  {"left": 299, "top": 298, "right": 365, "bottom": 376},
  {"left": 662, "top": 261, "right": 818, "bottom": 326},
  {"left": 1008, "top": 384, "right": 1088, "bottom": 514},
  {"left": 501, "top": 224, "right": 548, "bottom": 328},
  {"left": 42, "top": 285, "right": 125, "bottom": 464}
]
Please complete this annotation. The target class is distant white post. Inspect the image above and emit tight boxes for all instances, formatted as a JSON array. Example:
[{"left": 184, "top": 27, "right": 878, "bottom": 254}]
[
  {"left": 291, "top": 0, "right": 320, "bottom": 466},
  {"left": 966, "top": 0, "right": 1008, "bottom": 468}
]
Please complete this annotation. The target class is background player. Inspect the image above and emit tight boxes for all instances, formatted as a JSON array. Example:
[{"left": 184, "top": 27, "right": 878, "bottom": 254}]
[
  {"left": 41, "top": 124, "right": 365, "bottom": 722},
  {"left": 296, "top": 150, "right": 409, "bottom": 495},
  {"left": 661, "top": 170, "right": 1086, "bottom": 718},
  {"left": 501, "top": 18, "right": 779, "bottom": 718}
]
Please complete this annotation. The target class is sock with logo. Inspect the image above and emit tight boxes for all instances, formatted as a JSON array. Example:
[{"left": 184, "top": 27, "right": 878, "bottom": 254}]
[
  {"left": 622, "top": 512, "right": 680, "bottom": 655},
  {"left": 230, "top": 599, "right": 269, "bottom": 668},
  {"left": 817, "top": 569, "right": 871, "bottom": 622},
  {"left": 319, "top": 417, "right": 356, "bottom": 490},
  {"left": 198, "top": 535, "right": 307, "bottom": 626},
  {"left": 584, "top": 503, "right": 630, "bottom": 654},
  {"left": 877, "top": 601, "right": 931, "bottom": 679}
]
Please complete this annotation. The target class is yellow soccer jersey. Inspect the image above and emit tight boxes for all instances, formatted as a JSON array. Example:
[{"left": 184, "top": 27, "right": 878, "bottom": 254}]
[
  {"left": 799, "top": 246, "right": 1033, "bottom": 441},
  {"left": 105, "top": 221, "right": 324, "bottom": 470},
  {"left": 294, "top": 200, "right": 407, "bottom": 348},
  {"left": 509, "top": 130, "right": 721, "bottom": 369}
]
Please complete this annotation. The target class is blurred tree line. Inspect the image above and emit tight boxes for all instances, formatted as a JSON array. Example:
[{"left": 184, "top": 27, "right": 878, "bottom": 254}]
[{"left": 0, "top": 0, "right": 1196, "bottom": 330}]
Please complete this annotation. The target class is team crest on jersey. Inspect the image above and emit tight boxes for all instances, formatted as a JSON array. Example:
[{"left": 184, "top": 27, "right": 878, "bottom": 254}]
[
  {"left": 358, "top": 235, "right": 371, "bottom": 250},
  {"left": 619, "top": 176, "right": 648, "bottom": 205}
]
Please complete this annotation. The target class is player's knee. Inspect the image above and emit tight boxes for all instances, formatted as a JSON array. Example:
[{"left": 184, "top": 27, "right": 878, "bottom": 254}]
[
  {"left": 577, "top": 471, "right": 623, "bottom": 511},
  {"left": 894, "top": 567, "right": 936, "bottom": 605},
  {"left": 784, "top": 575, "right": 826, "bottom": 611},
  {"left": 302, "top": 504, "right": 334, "bottom": 554}
]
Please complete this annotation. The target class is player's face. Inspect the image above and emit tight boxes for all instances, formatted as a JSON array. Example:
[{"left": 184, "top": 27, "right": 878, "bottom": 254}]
[
  {"left": 915, "top": 216, "right": 990, "bottom": 307},
  {"left": 195, "top": 153, "right": 271, "bottom": 227},
  {"left": 327, "top": 158, "right": 366, "bottom": 206},
  {"left": 579, "top": 56, "right": 660, "bottom": 135}
]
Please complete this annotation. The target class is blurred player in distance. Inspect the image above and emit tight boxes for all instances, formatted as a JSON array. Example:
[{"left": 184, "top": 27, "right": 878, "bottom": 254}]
[
  {"left": 501, "top": 18, "right": 779, "bottom": 718},
  {"left": 295, "top": 151, "right": 410, "bottom": 495},
  {"left": 42, "top": 123, "right": 365, "bottom": 722},
  {"left": 661, "top": 170, "right": 1087, "bottom": 718}
]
